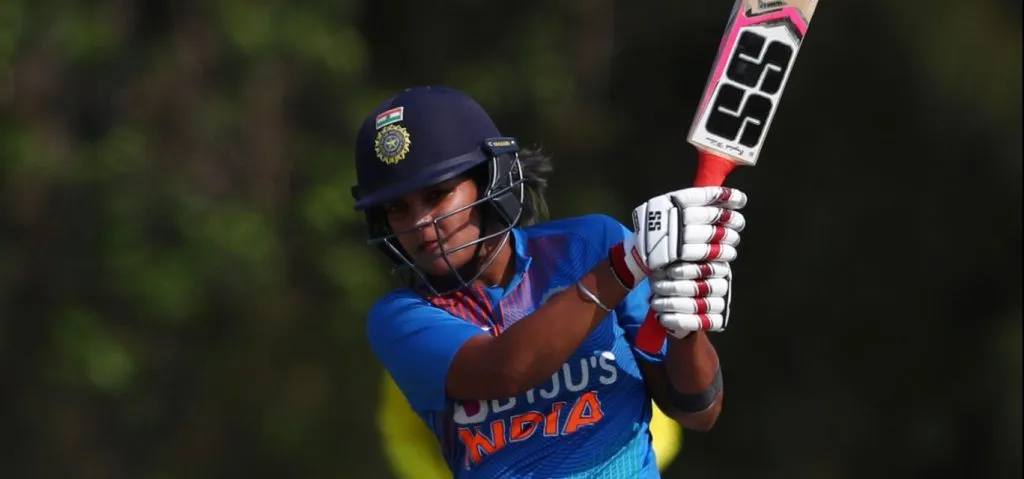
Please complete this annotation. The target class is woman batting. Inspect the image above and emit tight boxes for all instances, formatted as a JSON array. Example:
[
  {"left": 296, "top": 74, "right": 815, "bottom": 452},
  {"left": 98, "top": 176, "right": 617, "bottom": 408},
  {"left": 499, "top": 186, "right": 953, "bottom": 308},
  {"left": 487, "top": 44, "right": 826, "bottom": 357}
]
[{"left": 352, "top": 86, "right": 747, "bottom": 478}]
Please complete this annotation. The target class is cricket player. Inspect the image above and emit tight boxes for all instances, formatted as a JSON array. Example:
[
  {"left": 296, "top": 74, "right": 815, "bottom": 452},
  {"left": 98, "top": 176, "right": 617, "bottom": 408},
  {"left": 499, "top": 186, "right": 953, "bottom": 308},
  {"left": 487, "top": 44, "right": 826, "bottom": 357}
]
[{"left": 352, "top": 86, "right": 747, "bottom": 478}]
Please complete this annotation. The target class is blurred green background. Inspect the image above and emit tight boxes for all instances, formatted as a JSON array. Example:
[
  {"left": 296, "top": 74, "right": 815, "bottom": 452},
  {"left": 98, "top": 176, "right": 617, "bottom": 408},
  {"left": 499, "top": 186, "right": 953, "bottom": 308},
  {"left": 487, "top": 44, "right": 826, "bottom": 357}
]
[{"left": 0, "top": 1, "right": 1020, "bottom": 478}]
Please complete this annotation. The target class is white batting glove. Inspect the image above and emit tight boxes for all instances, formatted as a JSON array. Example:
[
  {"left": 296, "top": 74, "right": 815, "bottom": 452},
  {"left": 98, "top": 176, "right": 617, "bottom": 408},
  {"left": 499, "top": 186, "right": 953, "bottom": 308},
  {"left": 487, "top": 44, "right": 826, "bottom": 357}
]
[
  {"left": 609, "top": 187, "right": 747, "bottom": 289},
  {"left": 650, "top": 262, "right": 733, "bottom": 337}
]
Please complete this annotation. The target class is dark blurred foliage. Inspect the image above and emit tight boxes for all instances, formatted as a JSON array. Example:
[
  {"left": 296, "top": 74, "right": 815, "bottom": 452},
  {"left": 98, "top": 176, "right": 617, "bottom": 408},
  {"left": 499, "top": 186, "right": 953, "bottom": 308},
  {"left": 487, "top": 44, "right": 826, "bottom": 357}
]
[{"left": 0, "top": 1, "right": 1019, "bottom": 478}]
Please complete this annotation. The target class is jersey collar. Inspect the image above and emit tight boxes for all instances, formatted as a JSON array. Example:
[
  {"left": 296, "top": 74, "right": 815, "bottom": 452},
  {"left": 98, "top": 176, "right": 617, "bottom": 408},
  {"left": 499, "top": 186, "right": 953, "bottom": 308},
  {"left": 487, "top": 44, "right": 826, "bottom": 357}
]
[{"left": 493, "top": 227, "right": 532, "bottom": 299}]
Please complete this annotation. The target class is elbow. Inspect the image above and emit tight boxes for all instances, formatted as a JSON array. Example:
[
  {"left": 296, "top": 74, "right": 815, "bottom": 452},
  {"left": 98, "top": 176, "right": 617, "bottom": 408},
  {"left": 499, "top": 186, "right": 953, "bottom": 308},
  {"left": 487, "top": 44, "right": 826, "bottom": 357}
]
[
  {"left": 447, "top": 364, "right": 534, "bottom": 402},
  {"left": 491, "top": 343, "right": 555, "bottom": 398},
  {"left": 492, "top": 361, "right": 538, "bottom": 398},
  {"left": 446, "top": 334, "right": 542, "bottom": 399},
  {"left": 448, "top": 337, "right": 540, "bottom": 400},
  {"left": 491, "top": 372, "right": 528, "bottom": 399}
]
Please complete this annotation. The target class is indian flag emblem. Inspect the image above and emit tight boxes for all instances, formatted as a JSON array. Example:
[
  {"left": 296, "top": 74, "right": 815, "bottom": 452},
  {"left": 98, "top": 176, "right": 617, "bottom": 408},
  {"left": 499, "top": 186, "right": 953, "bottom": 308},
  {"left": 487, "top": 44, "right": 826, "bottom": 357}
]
[{"left": 375, "top": 107, "right": 404, "bottom": 130}]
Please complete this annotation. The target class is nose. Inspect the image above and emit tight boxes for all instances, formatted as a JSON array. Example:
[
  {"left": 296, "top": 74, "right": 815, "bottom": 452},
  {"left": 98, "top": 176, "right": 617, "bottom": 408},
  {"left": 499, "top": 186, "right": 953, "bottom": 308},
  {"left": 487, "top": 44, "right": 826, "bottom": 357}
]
[{"left": 410, "top": 206, "right": 439, "bottom": 242}]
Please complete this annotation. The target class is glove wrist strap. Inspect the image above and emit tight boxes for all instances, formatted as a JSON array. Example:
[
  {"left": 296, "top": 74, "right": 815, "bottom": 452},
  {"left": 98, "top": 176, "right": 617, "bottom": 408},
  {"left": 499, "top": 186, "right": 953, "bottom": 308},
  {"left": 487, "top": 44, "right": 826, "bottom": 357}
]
[{"left": 608, "top": 237, "right": 648, "bottom": 289}]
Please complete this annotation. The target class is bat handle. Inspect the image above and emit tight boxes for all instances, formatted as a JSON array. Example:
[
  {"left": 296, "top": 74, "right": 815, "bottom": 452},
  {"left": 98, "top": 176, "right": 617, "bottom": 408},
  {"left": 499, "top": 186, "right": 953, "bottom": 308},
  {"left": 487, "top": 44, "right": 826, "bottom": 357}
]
[
  {"left": 634, "top": 151, "right": 737, "bottom": 354},
  {"left": 692, "top": 150, "right": 737, "bottom": 187}
]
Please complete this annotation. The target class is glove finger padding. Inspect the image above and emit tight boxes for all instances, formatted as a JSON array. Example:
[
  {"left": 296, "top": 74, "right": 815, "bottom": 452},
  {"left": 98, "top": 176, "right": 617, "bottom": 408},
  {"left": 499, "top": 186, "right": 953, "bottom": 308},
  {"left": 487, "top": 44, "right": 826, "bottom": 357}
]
[
  {"left": 680, "top": 244, "right": 737, "bottom": 262},
  {"left": 682, "top": 225, "right": 741, "bottom": 247},
  {"left": 652, "top": 267, "right": 734, "bottom": 337},
  {"left": 650, "top": 277, "right": 730, "bottom": 297},
  {"left": 657, "top": 262, "right": 730, "bottom": 280},
  {"left": 659, "top": 313, "right": 726, "bottom": 333},
  {"left": 681, "top": 207, "right": 746, "bottom": 231},
  {"left": 650, "top": 296, "right": 727, "bottom": 314},
  {"left": 668, "top": 187, "right": 748, "bottom": 210}
]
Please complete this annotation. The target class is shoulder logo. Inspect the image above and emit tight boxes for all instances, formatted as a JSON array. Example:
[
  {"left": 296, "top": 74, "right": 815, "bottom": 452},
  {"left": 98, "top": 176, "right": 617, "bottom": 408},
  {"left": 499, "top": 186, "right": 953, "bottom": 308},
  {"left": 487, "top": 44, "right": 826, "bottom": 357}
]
[{"left": 375, "top": 124, "right": 411, "bottom": 165}]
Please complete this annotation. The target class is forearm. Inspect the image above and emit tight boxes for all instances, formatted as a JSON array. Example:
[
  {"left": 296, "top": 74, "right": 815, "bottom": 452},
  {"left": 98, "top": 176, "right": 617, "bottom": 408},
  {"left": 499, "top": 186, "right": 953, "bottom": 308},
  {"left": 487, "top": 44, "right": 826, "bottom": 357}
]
[
  {"left": 492, "top": 259, "right": 629, "bottom": 394},
  {"left": 662, "top": 331, "right": 724, "bottom": 430},
  {"left": 666, "top": 332, "right": 720, "bottom": 391}
]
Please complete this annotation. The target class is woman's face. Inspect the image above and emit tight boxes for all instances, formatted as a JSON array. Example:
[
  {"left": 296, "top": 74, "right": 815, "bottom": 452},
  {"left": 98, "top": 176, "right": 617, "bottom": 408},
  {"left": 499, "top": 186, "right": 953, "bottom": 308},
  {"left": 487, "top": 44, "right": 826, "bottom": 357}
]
[{"left": 383, "top": 176, "right": 482, "bottom": 277}]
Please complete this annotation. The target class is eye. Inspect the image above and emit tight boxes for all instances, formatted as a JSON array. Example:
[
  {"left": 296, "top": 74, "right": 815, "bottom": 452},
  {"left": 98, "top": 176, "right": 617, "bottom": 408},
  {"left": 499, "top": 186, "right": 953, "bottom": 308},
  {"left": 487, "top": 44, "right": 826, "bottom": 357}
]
[
  {"left": 384, "top": 202, "right": 407, "bottom": 218},
  {"left": 425, "top": 187, "right": 452, "bottom": 203}
]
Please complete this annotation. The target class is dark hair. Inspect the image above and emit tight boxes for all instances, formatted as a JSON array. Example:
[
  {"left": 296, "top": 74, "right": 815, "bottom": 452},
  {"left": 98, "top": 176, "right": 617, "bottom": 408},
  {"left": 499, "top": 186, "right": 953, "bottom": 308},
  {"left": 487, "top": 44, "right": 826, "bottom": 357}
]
[{"left": 516, "top": 146, "right": 553, "bottom": 227}]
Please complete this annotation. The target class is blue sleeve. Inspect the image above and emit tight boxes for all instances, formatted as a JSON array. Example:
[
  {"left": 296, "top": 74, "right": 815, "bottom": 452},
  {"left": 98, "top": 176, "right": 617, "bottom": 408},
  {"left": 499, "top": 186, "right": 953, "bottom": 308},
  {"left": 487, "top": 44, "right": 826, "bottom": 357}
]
[
  {"left": 590, "top": 214, "right": 669, "bottom": 363},
  {"left": 366, "top": 291, "right": 489, "bottom": 413}
]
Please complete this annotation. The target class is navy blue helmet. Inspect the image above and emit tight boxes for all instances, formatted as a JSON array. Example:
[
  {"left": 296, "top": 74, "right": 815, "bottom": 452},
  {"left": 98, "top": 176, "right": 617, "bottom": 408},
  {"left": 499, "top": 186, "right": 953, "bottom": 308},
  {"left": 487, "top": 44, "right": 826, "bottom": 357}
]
[{"left": 351, "top": 86, "right": 525, "bottom": 295}]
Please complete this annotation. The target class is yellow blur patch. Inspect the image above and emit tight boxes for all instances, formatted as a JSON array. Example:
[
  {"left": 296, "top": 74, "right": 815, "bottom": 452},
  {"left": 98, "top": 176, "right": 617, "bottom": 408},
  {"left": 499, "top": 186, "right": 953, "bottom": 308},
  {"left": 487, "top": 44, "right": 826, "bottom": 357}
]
[{"left": 376, "top": 373, "right": 682, "bottom": 478}]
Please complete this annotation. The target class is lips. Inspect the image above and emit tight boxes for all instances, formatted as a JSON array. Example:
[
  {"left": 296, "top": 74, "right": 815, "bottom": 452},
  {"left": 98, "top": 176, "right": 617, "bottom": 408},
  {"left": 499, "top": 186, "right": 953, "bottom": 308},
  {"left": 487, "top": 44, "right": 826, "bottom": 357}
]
[{"left": 420, "top": 240, "right": 442, "bottom": 255}]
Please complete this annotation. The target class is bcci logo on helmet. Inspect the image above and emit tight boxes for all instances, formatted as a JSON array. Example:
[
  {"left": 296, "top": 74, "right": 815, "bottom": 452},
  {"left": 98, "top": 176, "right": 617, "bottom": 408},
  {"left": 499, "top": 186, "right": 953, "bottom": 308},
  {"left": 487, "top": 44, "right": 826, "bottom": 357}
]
[{"left": 374, "top": 124, "right": 411, "bottom": 165}]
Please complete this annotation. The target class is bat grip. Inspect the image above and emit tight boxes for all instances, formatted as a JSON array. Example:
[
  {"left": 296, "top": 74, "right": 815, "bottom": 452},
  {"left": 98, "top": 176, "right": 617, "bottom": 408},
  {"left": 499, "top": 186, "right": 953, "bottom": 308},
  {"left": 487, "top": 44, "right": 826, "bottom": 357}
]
[
  {"left": 634, "top": 151, "right": 737, "bottom": 354},
  {"left": 692, "top": 150, "right": 737, "bottom": 187}
]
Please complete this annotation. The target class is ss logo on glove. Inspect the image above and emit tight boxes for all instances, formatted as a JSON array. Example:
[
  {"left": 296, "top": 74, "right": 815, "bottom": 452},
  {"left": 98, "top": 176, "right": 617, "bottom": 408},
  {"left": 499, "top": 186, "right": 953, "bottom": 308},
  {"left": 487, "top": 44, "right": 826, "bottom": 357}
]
[{"left": 647, "top": 211, "right": 663, "bottom": 232}]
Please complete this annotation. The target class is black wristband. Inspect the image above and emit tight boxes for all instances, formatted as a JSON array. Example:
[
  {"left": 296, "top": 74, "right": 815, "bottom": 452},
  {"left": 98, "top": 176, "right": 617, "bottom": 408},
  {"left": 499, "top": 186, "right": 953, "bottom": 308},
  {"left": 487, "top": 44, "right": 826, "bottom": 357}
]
[{"left": 667, "top": 365, "right": 723, "bottom": 413}]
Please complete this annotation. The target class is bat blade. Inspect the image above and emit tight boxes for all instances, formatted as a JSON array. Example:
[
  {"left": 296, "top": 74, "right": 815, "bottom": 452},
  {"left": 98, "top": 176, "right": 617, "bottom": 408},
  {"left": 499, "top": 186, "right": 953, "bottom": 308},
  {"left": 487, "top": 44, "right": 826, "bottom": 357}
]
[
  {"left": 688, "top": 0, "right": 819, "bottom": 166},
  {"left": 634, "top": 0, "right": 820, "bottom": 355}
]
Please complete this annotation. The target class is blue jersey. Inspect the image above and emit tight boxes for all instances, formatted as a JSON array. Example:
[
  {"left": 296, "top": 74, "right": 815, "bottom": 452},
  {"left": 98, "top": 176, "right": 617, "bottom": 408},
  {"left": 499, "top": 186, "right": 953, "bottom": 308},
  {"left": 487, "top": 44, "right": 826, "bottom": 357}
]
[{"left": 367, "top": 214, "right": 669, "bottom": 478}]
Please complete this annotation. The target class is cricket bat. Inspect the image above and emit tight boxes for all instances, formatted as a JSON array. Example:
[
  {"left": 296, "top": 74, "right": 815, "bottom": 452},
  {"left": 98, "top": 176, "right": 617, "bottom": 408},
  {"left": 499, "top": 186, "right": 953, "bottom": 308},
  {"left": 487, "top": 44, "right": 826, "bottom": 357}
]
[{"left": 635, "top": 0, "right": 820, "bottom": 354}]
